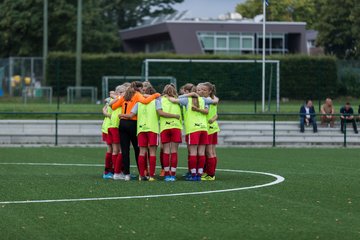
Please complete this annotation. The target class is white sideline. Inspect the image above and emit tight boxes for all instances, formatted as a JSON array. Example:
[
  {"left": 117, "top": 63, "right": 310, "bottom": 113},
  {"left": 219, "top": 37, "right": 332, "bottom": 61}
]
[{"left": 0, "top": 162, "right": 285, "bottom": 205}]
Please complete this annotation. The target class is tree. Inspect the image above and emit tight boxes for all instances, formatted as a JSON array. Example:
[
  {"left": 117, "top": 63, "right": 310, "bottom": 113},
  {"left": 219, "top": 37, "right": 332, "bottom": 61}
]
[
  {"left": 316, "top": 0, "right": 357, "bottom": 58},
  {"left": 0, "top": 0, "right": 184, "bottom": 57},
  {"left": 235, "top": 0, "right": 319, "bottom": 29},
  {"left": 101, "top": 0, "right": 184, "bottom": 30}
]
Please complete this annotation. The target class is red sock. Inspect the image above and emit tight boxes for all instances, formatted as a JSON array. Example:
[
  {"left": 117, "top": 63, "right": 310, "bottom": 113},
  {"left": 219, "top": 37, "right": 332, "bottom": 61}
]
[
  {"left": 207, "top": 157, "right": 216, "bottom": 176},
  {"left": 163, "top": 153, "right": 170, "bottom": 176},
  {"left": 189, "top": 155, "right": 197, "bottom": 176},
  {"left": 149, "top": 156, "right": 156, "bottom": 177},
  {"left": 170, "top": 152, "right": 178, "bottom": 176},
  {"left": 144, "top": 152, "right": 148, "bottom": 170},
  {"left": 160, "top": 148, "right": 164, "bottom": 170},
  {"left": 138, "top": 155, "right": 146, "bottom": 177},
  {"left": 214, "top": 156, "right": 218, "bottom": 175},
  {"left": 104, "top": 152, "right": 112, "bottom": 174},
  {"left": 114, "top": 153, "right": 123, "bottom": 174},
  {"left": 197, "top": 155, "right": 206, "bottom": 176}
]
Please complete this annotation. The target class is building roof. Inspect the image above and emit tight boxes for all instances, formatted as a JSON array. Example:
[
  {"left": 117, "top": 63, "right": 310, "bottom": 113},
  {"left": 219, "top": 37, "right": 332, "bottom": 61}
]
[{"left": 120, "top": 12, "right": 306, "bottom": 33}]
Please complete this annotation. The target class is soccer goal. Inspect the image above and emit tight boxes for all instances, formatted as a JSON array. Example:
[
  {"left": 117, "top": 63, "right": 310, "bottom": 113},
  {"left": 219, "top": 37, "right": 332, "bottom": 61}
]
[
  {"left": 101, "top": 76, "right": 177, "bottom": 100},
  {"left": 22, "top": 86, "right": 53, "bottom": 104},
  {"left": 67, "top": 86, "right": 98, "bottom": 104},
  {"left": 143, "top": 59, "right": 280, "bottom": 112}
]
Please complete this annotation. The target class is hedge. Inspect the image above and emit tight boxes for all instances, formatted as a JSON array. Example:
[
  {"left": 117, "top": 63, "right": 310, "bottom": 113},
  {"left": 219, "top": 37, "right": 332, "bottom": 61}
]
[{"left": 47, "top": 52, "right": 338, "bottom": 101}]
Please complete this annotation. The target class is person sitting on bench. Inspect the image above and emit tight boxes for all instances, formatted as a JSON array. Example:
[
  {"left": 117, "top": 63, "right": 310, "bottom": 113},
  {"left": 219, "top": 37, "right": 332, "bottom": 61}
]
[
  {"left": 299, "top": 99, "right": 318, "bottom": 133},
  {"left": 340, "top": 102, "right": 358, "bottom": 134}
]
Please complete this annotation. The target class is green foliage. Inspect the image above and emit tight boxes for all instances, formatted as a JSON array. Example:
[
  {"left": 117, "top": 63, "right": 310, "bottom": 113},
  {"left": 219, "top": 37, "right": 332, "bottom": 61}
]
[
  {"left": 101, "top": 0, "right": 184, "bottom": 30},
  {"left": 0, "top": 0, "right": 183, "bottom": 57},
  {"left": 337, "top": 61, "right": 360, "bottom": 96},
  {"left": 235, "top": 0, "right": 319, "bottom": 29},
  {"left": 316, "top": 0, "right": 360, "bottom": 59},
  {"left": 47, "top": 52, "right": 338, "bottom": 101}
]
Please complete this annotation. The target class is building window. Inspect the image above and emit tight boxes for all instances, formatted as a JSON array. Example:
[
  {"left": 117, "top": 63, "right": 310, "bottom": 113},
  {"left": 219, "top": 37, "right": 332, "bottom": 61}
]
[
  {"left": 145, "top": 40, "right": 174, "bottom": 53},
  {"left": 197, "top": 32, "right": 288, "bottom": 55},
  {"left": 199, "top": 32, "right": 289, "bottom": 55},
  {"left": 198, "top": 32, "right": 256, "bottom": 55},
  {"left": 256, "top": 33, "right": 287, "bottom": 54}
]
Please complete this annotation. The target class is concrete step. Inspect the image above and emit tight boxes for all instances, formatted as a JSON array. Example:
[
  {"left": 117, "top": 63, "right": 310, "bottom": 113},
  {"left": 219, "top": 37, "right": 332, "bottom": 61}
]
[{"left": 0, "top": 120, "right": 359, "bottom": 146}]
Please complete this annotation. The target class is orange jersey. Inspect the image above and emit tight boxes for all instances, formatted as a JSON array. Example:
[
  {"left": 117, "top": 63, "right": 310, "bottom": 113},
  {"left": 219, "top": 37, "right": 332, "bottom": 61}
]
[{"left": 111, "top": 92, "right": 160, "bottom": 120}]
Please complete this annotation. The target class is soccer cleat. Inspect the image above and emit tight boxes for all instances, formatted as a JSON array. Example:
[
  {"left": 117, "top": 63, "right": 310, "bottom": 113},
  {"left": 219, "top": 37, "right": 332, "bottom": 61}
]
[
  {"left": 201, "top": 175, "right": 216, "bottom": 181},
  {"left": 139, "top": 176, "right": 148, "bottom": 181},
  {"left": 201, "top": 173, "right": 208, "bottom": 180},
  {"left": 196, "top": 175, "right": 201, "bottom": 181},
  {"left": 148, "top": 177, "right": 156, "bottom": 182},
  {"left": 183, "top": 172, "right": 192, "bottom": 178},
  {"left": 185, "top": 175, "right": 198, "bottom": 181},
  {"left": 124, "top": 174, "right": 131, "bottom": 181},
  {"left": 130, "top": 173, "right": 137, "bottom": 180},
  {"left": 103, "top": 172, "right": 114, "bottom": 179},
  {"left": 164, "top": 176, "right": 172, "bottom": 182},
  {"left": 113, "top": 173, "right": 125, "bottom": 180},
  {"left": 159, "top": 169, "right": 165, "bottom": 177},
  {"left": 170, "top": 176, "right": 176, "bottom": 181}
]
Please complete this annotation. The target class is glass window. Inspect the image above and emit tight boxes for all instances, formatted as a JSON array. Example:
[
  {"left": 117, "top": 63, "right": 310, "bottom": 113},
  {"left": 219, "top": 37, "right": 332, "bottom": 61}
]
[
  {"left": 216, "top": 37, "right": 227, "bottom": 49},
  {"left": 196, "top": 31, "right": 288, "bottom": 55},
  {"left": 201, "top": 36, "right": 214, "bottom": 49},
  {"left": 242, "top": 38, "right": 253, "bottom": 49},
  {"left": 272, "top": 38, "right": 284, "bottom": 49},
  {"left": 229, "top": 37, "right": 240, "bottom": 49}
]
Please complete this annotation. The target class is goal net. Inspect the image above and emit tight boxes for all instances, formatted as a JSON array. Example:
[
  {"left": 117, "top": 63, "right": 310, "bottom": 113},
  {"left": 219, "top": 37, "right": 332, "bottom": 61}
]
[
  {"left": 22, "top": 86, "right": 53, "bottom": 104},
  {"left": 67, "top": 86, "right": 98, "bottom": 104},
  {"left": 143, "top": 59, "right": 280, "bottom": 112},
  {"left": 101, "top": 76, "right": 177, "bottom": 100}
]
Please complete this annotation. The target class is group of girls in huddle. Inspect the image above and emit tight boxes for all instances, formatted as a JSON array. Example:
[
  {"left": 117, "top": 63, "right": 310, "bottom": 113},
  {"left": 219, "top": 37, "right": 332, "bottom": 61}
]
[{"left": 101, "top": 80, "right": 220, "bottom": 182}]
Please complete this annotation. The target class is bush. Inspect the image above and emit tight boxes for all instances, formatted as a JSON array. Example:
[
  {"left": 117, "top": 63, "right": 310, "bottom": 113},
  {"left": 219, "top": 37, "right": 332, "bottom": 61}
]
[{"left": 47, "top": 52, "right": 338, "bottom": 101}]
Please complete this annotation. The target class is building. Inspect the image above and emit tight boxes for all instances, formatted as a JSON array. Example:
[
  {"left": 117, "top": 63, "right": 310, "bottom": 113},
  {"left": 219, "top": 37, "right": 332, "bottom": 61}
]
[
  {"left": 306, "top": 30, "right": 324, "bottom": 55},
  {"left": 120, "top": 13, "right": 308, "bottom": 55}
]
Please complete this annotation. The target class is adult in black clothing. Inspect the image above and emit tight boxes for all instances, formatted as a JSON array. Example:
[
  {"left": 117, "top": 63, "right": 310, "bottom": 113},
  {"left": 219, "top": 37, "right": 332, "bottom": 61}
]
[
  {"left": 340, "top": 102, "right": 358, "bottom": 134},
  {"left": 299, "top": 99, "right": 317, "bottom": 133}
]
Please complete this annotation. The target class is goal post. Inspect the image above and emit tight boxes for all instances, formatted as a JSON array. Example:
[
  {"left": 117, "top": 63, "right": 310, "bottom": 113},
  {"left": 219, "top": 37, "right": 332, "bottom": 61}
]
[
  {"left": 101, "top": 76, "right": 177, "bottom": 100},
  {"left": 22, "top": 86, "right": 53, "bottom": 104},
  {"left": 66, "top": 86, "right": 98, "bottom": 104},
  {"left": 143, "top": 59, "right": 280, "bottom": 112}
]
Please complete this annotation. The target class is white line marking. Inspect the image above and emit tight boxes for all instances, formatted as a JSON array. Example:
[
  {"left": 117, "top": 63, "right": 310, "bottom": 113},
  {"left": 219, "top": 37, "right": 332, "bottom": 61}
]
[{"left": 0, "top": 162, "right": 285, "bottom": 205}]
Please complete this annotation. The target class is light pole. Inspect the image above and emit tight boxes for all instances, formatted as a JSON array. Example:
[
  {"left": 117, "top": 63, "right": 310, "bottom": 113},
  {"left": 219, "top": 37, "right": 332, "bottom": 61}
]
[
  {"left": 76, "top": 0, "right": 82, "bottom": 98},
  {"left": 43, "top": 0, "right": 48, "bottom": 86},
  {"left": 262, "top": 0, "right": 267, "bottom": 112}
]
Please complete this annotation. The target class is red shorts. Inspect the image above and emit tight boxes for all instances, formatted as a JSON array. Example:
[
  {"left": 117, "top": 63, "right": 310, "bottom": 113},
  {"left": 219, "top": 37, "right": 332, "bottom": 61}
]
[
  {"left": 185, "top": 131, "right": 209, "bottom": 145},
  {"left": 102, "top": 133, "right": 108, "bottom": 143},
  {"left": 103, "top": 133, "right": 111, "bottom": 145},
  {"left": 207, "top": 132, "right": 218, "bottom": 145},
  {"left": 138, "top": 132, "right": 159, "bottom": 147},
  {"left": 107, "top": 128, "right": 120, "bottom": 144},
  {"left": 160, "top": 128, "right": 182, "bottom": 144}
]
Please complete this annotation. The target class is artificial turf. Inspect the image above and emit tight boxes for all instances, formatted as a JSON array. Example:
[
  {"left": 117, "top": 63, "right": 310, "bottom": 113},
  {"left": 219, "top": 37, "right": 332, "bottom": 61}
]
[{"left": 0, "top": 147, "right": 359, "bottom": 240}]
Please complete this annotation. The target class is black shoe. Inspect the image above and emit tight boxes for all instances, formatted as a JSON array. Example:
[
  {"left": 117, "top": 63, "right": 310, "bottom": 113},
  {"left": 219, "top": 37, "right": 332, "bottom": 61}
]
[
  {"left": 300, "top": 129, "right": 304, "bottom": 133},
  {"left": 355, "top": 131, "right": 359, "bottom": 134},
  {"left": 313, "top": 130, "right": 318, "bottom": 133}
]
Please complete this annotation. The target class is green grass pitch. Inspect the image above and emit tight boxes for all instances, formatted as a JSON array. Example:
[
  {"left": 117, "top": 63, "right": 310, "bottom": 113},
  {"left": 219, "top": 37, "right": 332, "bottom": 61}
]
[{"left": 0, "top": 147, "right": 359, "bottom": 240}]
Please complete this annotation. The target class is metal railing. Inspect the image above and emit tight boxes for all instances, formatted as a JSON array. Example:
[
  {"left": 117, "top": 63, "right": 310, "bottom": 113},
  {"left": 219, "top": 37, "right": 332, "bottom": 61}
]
[{"left": 0, "top": 112, "right": 358, "bottom": 147}]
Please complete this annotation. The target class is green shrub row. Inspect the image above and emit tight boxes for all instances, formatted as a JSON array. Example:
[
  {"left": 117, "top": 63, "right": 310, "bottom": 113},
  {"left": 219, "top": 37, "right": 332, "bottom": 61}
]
[{"left": 47, "top": 52, "right": 338, "bottom": 100}]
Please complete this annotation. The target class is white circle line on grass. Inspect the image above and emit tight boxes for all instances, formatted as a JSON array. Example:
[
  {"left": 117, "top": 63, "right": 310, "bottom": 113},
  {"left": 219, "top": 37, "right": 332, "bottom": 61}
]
[{"left": 0, "top": 162, "right": 285, "bottom": 205}]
